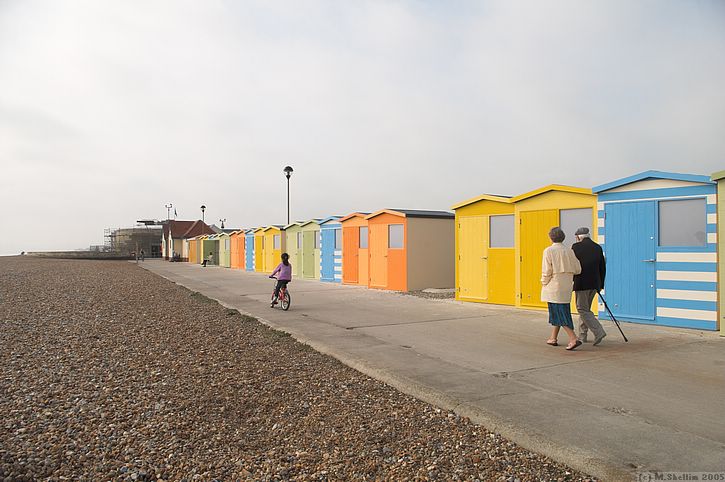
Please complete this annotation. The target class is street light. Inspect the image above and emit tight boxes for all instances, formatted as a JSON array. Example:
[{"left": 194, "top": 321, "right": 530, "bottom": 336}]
[
  {"left": 219, "top": 218, "right": 226, "bottom": 229},
  {"left": 200, "top": 205, "right": 206, "bottom": 223},
  {"left": 283, "top": 166, "right": 293, "bottom": 225},
  {"left": 165, "top": 203, "right": 173, "bottom": 221}
]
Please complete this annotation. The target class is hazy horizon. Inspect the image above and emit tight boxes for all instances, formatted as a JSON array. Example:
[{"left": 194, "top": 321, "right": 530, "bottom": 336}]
[{"left": 2, "top": 1, "right": 724, "bottom": 254}]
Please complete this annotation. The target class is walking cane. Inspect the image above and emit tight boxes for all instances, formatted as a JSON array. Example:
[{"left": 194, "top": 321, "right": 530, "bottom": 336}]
[{"left": 596, "top": 290, "right": 629, "bottom": 342}]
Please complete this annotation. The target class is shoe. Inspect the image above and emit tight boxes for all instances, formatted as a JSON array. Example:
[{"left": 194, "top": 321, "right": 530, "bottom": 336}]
[
  {"left": 566, "top": 340, "right": 582, "bottom": 351},
  {"left": 578, "top": 334, "right": 589, "bottom": 343},
  {"left": 546, "top": 339, "right": 558, "bottom": 346},
  {"left": 593, "top": 333, "right": 607, "bottom": 346}
]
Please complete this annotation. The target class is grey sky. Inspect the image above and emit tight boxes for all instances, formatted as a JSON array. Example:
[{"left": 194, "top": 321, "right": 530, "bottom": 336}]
[{"left": 1, "top": 0, "right": 724, "bottom": 254}]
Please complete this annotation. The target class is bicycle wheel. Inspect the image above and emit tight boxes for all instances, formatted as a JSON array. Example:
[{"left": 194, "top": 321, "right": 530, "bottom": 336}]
[{"left": 281, "top": 291, "right": 291, "bottom": 311}]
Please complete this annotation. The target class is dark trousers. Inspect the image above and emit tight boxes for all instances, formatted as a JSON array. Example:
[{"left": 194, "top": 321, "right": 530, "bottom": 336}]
[
  {"left": 575, "top": 289, "right": 606, "bottom": 339},
  {"left": 273, "top": 280, "right": 289, "bottom": 299}
]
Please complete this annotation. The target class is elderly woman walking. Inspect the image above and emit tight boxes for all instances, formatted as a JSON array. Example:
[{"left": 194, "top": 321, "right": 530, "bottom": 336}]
[{"left": 542, "top": 227, "right": 583, "bottom": 351}]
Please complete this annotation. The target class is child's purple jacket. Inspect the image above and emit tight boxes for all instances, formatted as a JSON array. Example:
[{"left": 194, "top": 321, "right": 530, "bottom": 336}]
[{"left": 271, "top": 263, "right": 292, "bottom": 281}]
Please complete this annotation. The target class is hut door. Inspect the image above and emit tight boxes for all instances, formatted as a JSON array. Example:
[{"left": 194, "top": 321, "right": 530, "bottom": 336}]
[
  {"left": 458, "top": 216, "right": 488, "bottom": 300},
  {"left": 302, "top": 231, "right": 315, "bottom": 278},
  {"left": 604, "top": 201, "right": 656, "bottom": 320},
  {"left": 342, "top": 227, "right": 359, "bottom": 283},
  {"left": 254, "top": 236, "right": 263, "bottom": 271},
  {"left": 359, "top": 227, "right": 369, "bottom": 286},
  {"left": 246, "top": 237, "right": 254, "bottom": 270},
  {"left": 369, "top": 224, "right": 388, "bottom": 288},
  {"left": 321, "top": 229, "right": 334, "bottom": 280},
  {"left": 520, "top": 210, "right": 558, "bottom": 307}
]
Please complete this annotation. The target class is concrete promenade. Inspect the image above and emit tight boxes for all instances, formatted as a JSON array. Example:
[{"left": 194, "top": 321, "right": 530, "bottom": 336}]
[{"left": 140, "top": 260, "right": 725, "bottom": 481}]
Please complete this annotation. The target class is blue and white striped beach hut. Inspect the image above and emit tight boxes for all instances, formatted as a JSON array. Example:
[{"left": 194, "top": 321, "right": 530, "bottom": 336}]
[
  {"left": 319, "top": 216, "right": 342, "bottom": 283},
  {"left": 593, "top": 171, "right": 718, "bottom": 330},
  {"left": 244, "top": 228, "right": 256, "bottom": 271}
]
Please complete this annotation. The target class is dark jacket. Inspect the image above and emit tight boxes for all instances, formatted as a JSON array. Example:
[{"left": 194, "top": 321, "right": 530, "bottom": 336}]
[{"left": 572, "top": 237, "right": 606, "bottom": 291}]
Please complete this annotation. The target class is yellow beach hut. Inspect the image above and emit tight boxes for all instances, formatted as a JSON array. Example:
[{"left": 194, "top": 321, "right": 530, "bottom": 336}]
[
  {"left": 451, "top": 194, "right": 515, "bottom": 305},
  {"left": 253, "top": 228, "right": 265, "bottom": 272},
  {"left": 262, "top": 225, "right": 286, "bottom": 273},
  {"left": 188, "top": 237, "right": 198, "bottom": 264},
  {"left": 512, "top": 185, "right": 597, "bottom": 309}
]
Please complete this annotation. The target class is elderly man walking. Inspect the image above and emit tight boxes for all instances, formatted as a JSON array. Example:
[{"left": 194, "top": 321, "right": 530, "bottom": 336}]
[{"left": 572, "top": 227, "right": 607, "bottom": 345}]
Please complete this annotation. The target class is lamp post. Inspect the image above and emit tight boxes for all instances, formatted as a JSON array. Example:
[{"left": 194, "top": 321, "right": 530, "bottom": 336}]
[
  {"left": 165, "top": 203, "right": 173, "bottom": 221},
  {"left": 219, "top": 218, "right": 226, "bottom": 229},
  {"left": 200, "top": 205, "right": 206, "bottom": 223},
  {"left": 283, "top": 166, "right": 293, "bottom": 225}
]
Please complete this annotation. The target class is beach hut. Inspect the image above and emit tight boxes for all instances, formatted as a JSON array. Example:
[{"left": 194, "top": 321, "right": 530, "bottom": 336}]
[
  {"left": 202, "top": 234, "right": 220, "bottom": 266},
  {"left": 253, "top": 228, "right": 265, "bottom": 272},
  {"left": 197, "top": 235, "right": 208, "bottom": 264},
  {"left": 365, "top": 209, "right": 455, "bottom": 292},
  {"left": 340, "top": 213, "right": 370, "bottom": 286},
  {"left": 230, "top": 230, "right": 245, "bottom": 269},
  {"left": 262, "top": 225, "right": 286, "bottom": 273},
  {"left": 298, "top": 220, "right": 322, "bottom": 279},
  {"left": 512, "top": 185, "right": 597, "bottom": 309},
  {"left": 451, "top": 194, "right": 515, "bottom": 305},
  {"left": 245, "top": 229, "right": 256, "bottom": 271},
  {"left": 711, "top": 170, "right": 725, "bottom": 336},
  {"left": 593, "top": 171, "right": 718, "bottom": 331},
  {"left": 320, "top": 217, "right": 343, "bottom": 283},
  {"left": 217, "top": 232, "right": 232, "bottom": 268},
  {"left": 188, "top": 237, "right": 198, "bottom": 264},
  {"left": 284, "top": 222, "right": 304, "bottom": 278},
  {"left": 193, "top": 235, "right": 203, "bottom": 264}
]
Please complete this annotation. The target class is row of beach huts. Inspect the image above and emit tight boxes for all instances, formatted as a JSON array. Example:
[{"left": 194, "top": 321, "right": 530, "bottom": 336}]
[{"left": 163, "top": 170, "right": 725, "bottom": 334}]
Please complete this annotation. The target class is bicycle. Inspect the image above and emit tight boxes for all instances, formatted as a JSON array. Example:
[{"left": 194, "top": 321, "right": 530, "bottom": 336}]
[{"left": 269, "top": 276, "right": 291, "bottom": 311}]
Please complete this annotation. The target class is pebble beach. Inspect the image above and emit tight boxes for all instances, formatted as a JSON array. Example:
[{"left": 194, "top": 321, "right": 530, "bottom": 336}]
[{"left": 0, "top": 257, "right": 594, "bottom": 481}]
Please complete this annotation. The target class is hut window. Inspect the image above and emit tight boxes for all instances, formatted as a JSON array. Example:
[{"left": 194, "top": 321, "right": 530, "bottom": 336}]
[
  {"left": 490, "top": 215, "right": 514, "bottom": 248},
  {"left": 560, "top": 208, "right": 592, "bottom": 247},
  {"left": 360, "top": 227, "right": 369, "bottom": 248},
  {"left": 659, "top": 198, "right": 707, "bottom": 247},
  {"left": 389, "top": 224, "right": 404, "bottom": 249},
  {"left": 225, "top": 239, "right": 230, "bottom": 250},
  {"left": 335, "top": 229, "right": 342, "bottom": 250},
  {"left": 314, "top": 232, "right": 320, "bottom": 249},
  {"left": 297, "top": 232, "right": 302, "bottom": 249},
  {"left": 274, "top": 235, "right": 281, "bottom": 249}
]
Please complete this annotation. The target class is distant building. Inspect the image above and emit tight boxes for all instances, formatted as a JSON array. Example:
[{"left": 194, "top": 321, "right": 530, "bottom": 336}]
[
  {"left": 107, "top": 225, "right": 163, "bottom": 257},
  {"left": 162, "top": 220, "right": 215, "bottom": 261}
]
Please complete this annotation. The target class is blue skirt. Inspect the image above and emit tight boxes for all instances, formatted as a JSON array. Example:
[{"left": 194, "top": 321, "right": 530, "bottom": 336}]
[{"left": 547, "top": 302, "right": 573, "bottom": 329}]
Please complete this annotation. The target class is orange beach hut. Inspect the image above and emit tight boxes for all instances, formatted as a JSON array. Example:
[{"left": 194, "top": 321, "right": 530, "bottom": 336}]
[
  {"left": 365, "top": 209, "right": 455, "bottom": 292},
  {"left": 230, "top": 230, "right": 245, "bottom": 269},
  {"left": 340, "top": 212, "right": 370, "bottom": 286}
]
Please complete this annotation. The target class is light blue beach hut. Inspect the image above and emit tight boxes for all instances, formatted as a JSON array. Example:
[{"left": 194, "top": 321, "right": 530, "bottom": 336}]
[
  {"left": 320, "top": 216, "right": 342, "bottom": 283},
  {"left": 245, "top": 228, "right": 256, "bottom": 271},
  {"left": 593, "top": 171, "right": 718, "bottom": 331}
]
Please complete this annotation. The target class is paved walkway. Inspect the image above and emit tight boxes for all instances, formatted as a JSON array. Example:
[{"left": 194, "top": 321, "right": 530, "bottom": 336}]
[{"left": 140, "top": 260, "right": 725, "bottom": 480}]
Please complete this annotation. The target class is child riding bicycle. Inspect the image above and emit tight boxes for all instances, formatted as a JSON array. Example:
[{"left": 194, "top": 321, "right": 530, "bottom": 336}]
[{"left": 269, "top": 252, "right": 292, "bottom": 307}]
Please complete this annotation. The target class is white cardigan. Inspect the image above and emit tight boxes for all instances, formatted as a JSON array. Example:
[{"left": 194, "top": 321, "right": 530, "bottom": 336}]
[{"left": 541, "top": 243, "right": 582, "bottom": 304}]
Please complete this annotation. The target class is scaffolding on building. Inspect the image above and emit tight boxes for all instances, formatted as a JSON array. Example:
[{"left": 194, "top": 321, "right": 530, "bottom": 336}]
[{"left": 104, "top": 224, "right": 163, "bottom": 257}]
